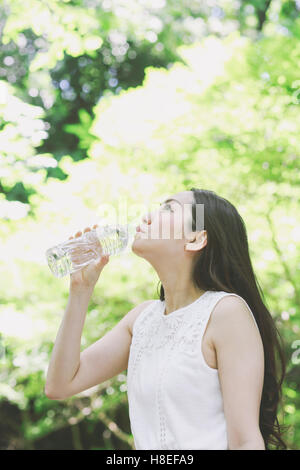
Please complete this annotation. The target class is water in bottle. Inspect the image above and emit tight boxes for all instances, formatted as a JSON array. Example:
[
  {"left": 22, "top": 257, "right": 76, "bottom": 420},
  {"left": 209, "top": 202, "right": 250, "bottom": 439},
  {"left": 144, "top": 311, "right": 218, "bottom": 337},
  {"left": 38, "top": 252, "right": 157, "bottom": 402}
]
[{"left": 46, "top": 223, "right": 136, "bottom": 278}]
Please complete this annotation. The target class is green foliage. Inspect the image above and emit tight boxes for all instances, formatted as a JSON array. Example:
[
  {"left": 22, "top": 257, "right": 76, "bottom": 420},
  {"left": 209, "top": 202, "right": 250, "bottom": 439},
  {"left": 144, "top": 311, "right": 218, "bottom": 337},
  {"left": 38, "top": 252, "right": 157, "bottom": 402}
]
[
  {"left": 64, "top": 109, "right": 96, "bottom": 150},
  {"left": 0, "top": 0, "right": 299, "bottom": 450}
]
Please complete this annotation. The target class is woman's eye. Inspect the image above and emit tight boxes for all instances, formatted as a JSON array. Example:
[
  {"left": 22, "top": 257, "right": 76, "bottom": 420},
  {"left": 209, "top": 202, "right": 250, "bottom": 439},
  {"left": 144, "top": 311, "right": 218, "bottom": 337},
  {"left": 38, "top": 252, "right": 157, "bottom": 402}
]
[{"left": 162, "top": 203, "right": 173, "bottom": 212}]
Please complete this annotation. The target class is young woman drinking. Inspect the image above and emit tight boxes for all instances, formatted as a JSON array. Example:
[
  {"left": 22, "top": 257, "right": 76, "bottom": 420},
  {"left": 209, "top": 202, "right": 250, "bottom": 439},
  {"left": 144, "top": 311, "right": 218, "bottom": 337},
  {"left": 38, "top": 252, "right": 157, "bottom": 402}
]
[{"left": 45, "top": 188, "right": 286, "bottom": 450}]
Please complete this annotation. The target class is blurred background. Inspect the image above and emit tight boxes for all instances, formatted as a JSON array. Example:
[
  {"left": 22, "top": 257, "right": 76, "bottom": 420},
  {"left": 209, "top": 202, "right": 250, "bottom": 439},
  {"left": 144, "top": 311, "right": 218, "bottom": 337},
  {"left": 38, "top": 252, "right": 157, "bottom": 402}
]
[{"left": 0, "top": 0, "right": 299, "bottom": 450}]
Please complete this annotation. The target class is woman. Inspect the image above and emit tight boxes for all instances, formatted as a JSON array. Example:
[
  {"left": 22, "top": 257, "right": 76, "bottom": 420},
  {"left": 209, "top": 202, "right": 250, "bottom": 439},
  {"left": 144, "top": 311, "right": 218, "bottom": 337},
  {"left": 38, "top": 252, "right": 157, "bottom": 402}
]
[{"left": 45, "top": 188, "right": 286, "bottom": 450}]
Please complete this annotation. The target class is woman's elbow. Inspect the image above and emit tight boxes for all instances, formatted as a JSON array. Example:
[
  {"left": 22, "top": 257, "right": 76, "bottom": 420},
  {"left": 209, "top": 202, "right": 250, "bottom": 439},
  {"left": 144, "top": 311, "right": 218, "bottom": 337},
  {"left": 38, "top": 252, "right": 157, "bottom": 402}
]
[{"left": 229, "top": 431, "right": 265, "bottom": 450}]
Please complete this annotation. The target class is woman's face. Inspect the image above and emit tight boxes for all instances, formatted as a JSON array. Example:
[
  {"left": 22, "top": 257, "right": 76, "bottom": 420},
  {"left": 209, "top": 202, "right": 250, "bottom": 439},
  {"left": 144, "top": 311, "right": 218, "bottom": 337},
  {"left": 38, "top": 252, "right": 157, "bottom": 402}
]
[{"left": 132, "top": 190, "right": 197, "bottom": 261}]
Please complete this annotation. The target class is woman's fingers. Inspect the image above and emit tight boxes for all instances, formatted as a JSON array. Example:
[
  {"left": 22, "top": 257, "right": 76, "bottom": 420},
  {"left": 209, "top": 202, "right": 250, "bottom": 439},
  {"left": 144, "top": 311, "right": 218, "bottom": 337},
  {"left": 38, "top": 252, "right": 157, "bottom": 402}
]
[{"left": 70, "top": 224, "right": 98, "bottom": 239}]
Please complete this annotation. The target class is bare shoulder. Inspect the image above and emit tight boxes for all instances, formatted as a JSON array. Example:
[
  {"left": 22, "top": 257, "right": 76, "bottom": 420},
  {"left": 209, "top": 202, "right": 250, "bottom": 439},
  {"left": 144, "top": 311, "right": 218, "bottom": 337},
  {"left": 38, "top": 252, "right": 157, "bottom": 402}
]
[
  {"left": 203, "top": 294, "right": 264, "bottom": 374},
  {"left": 127, "top": 300, "right": 156, "bottom": 336},
  {"left": 209, "top": 294, "right": 261, "bottom": 341}
]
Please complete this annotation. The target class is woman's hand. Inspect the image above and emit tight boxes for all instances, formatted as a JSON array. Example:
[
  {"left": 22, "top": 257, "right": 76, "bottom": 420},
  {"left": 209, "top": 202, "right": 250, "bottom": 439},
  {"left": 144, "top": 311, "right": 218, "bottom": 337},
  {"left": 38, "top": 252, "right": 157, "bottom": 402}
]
[{"left": 68, "top": 224, "right": 110, "bottom": 293}]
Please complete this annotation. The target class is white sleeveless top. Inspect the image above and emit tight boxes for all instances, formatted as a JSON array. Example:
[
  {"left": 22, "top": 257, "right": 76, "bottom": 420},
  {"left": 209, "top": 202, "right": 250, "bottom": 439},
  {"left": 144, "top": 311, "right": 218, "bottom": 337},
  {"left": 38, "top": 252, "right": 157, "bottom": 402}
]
[{"left": 126, "top": 290, "right": 259, "bottom": 450}]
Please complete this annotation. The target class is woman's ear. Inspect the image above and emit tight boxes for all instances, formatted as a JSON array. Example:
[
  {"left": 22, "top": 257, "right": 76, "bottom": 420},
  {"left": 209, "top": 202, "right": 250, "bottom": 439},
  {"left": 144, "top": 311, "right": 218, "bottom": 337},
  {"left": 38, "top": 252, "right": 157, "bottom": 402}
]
[{"left": 184, "top": 230, "right": 207, "bottom": 252}]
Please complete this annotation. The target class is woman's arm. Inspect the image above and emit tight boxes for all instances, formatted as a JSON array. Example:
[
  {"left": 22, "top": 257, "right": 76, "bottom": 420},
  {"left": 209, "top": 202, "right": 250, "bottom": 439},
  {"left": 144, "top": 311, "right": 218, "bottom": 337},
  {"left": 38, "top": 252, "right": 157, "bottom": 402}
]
[
  {"left": 45, "top": 226, "right": 110, "bottom": 398},
  {"left": 210, "top": 295, "right": 265, "bottom": 450}
]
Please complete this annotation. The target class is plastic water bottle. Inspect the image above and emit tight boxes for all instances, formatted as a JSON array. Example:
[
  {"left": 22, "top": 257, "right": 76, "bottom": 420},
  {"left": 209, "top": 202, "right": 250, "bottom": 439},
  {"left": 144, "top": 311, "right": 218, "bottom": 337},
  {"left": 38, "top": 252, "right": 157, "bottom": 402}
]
[{"left": 46, "top": 222, "right": 136, "bottom": 278}]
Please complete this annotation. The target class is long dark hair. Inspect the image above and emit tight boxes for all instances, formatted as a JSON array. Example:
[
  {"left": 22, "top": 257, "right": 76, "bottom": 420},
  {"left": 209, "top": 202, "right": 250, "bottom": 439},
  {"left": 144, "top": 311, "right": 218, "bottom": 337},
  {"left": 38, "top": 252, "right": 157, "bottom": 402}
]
[{"left": 157, "top": 188, "right": 287, "bottom": 449}]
